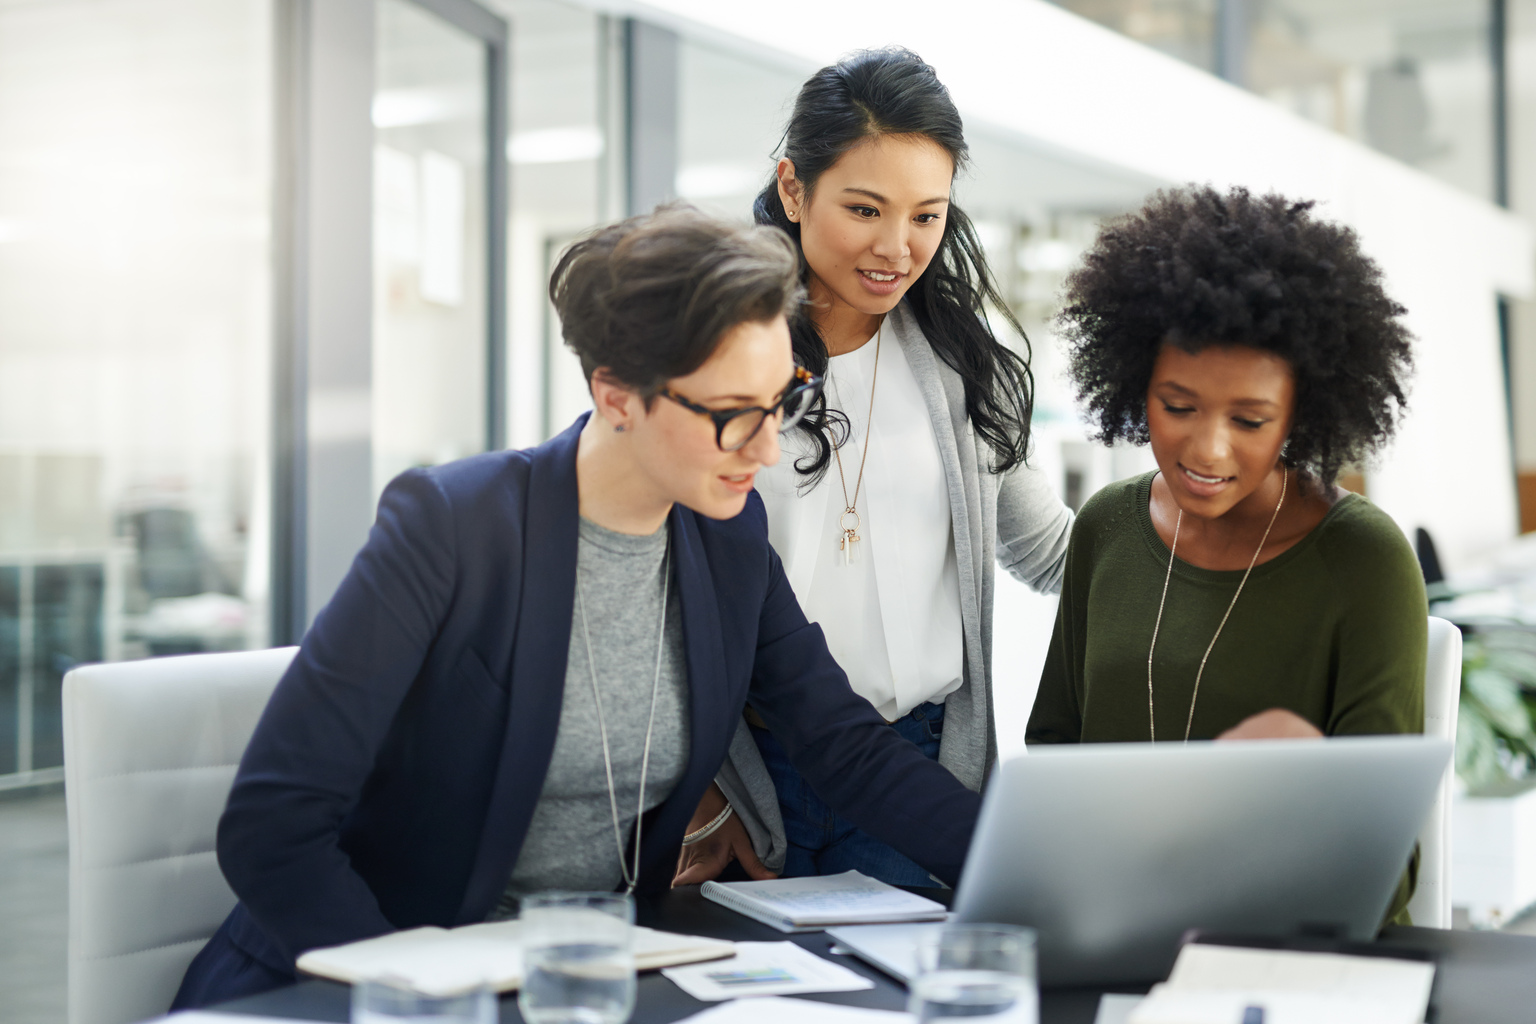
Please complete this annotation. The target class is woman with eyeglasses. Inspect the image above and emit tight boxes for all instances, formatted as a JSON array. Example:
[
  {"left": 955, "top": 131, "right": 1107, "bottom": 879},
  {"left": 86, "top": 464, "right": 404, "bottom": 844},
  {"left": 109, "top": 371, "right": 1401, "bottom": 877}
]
[
  {"left": 672, "top": 48, "right": 1073, "bottom": 888},
  {"left": 170, "top": 205, "right": 981, "bottom": 1009}
]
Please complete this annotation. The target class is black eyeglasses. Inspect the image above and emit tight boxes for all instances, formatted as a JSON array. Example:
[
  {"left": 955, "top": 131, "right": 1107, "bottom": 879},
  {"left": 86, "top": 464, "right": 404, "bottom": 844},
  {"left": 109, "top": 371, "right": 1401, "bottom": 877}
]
[{"left": 659, "top": 365, "right": 825, "bottom": 452}]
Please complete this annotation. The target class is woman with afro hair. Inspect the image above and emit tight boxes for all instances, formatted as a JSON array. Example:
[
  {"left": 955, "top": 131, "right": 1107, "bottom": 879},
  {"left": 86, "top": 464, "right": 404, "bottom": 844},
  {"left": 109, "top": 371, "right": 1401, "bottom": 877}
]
[{"left": 1026, "top": 184, "right": 1424, "bottom": 919}]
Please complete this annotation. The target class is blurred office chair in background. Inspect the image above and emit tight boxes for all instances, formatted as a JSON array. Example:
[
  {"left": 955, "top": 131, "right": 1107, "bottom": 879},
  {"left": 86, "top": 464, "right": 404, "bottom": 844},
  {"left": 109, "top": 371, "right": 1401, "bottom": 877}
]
[
  {"left": 62, "top": 647, "right": 296, "bottom": 1024},
  {"left": 1406, "top": 616, "right": 1462, "bottom": 928}
]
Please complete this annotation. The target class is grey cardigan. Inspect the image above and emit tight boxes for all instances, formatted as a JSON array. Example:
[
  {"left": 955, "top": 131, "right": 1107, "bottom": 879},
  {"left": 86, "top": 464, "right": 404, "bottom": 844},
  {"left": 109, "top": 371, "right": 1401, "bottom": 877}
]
[{"left": 718, "top": 302, "right": 1074, "bottom": 870}]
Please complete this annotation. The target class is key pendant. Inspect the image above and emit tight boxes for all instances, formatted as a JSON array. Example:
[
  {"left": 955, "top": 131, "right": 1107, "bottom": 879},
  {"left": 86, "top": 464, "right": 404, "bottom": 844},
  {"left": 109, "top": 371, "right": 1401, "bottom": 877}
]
[{"left": 838, "top": 509, "right": 861, "bottom": 566}]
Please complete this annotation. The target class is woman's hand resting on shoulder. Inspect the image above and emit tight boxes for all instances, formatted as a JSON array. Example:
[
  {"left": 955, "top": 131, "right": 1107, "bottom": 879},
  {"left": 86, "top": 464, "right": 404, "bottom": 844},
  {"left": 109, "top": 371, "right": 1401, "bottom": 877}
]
[
  {"left": 1216, "top": 708, "right": 1325, "bottom": 741},
  {"left": 673, "top": 782, "right": 777, "bottom": 886}
]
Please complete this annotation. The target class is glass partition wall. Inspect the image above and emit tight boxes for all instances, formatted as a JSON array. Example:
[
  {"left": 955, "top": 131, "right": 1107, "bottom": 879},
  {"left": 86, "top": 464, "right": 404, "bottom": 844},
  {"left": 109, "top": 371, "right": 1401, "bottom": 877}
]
[
  {"left": 500, "top": 0, "right": 612, "bottom": 446},
  {"left": 1052, "top": 0, "right": 1503, "bottom": 203},
  {"left": 0, "top": 0, "right": 274, "bottom": 787},
  {"left": 372, "top": 0, "right": 492, "bottom": 499}
]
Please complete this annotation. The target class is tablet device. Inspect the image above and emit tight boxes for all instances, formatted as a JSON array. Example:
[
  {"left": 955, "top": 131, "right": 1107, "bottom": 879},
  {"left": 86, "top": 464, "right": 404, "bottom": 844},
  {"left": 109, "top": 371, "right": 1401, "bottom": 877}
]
[{"left": 951, "top": 735, "right": 1451, "bottom": 985}]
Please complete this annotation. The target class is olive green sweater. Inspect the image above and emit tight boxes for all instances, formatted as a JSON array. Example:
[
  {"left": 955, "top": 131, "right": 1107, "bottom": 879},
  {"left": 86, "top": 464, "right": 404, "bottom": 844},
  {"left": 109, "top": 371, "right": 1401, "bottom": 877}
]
[{"left": 1026, "top": 472, "right": 1426, "bottom": 923}]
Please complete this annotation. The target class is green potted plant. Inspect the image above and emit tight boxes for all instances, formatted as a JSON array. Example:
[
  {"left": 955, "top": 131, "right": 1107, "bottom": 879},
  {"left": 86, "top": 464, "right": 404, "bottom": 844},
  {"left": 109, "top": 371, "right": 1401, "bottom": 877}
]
[
  {"left": 1457, "top": 626, "right": 1536, "bottom": 788},
  {"left": 1452, "top": 625, "right": 1536, "bottom": 927}
]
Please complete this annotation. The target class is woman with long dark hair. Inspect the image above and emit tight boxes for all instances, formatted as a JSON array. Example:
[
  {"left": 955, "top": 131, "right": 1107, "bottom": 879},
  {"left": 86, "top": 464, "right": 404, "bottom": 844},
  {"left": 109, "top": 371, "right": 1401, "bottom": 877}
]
[{"left": 674, "top": 48, "right": 1073, "bottom": 887}]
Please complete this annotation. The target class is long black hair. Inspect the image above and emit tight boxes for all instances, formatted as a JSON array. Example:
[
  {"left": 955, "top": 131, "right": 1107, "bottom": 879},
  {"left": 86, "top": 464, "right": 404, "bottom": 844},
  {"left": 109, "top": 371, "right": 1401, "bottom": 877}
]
[{"left": 753, "top": 46, "right": 1034, "bottom": 480}]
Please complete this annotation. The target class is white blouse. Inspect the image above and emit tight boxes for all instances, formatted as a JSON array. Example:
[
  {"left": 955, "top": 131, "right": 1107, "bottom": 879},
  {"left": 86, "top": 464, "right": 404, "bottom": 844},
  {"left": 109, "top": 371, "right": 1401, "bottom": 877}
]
[{"left": 755, "top": 328, "right": 964, "bottom": 721}]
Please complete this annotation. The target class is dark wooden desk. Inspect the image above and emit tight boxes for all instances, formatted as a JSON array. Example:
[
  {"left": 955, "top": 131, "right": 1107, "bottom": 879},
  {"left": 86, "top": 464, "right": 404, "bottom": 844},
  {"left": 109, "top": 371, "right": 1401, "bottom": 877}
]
[{"left": 214, "top": 888, "right": 1536, "bottom": 1023}]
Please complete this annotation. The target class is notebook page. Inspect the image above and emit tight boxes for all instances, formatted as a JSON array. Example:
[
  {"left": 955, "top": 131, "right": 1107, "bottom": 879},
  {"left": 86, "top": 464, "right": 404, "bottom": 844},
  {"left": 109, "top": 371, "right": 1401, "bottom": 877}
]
[{"left": 295, "top": 921, "right": 733, "bottom": 995}]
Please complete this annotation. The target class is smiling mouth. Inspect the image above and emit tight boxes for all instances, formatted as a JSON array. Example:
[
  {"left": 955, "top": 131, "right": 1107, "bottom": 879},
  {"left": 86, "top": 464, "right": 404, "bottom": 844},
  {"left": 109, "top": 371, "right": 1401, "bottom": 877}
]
[
  {"left": 859, "top": 269, "right": 902, "bottom": 282},
  {"left": 1181, "top": 465, "right": 1233, "bottom": 486}
]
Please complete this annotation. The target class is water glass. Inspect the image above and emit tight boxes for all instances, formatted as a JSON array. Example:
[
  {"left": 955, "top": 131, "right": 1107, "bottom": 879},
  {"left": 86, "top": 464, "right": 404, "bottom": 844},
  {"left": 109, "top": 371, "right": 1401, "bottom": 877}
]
[
  {"left": 517, "top": 891, "right": 637, "bottom": 1024},
  {"left": 351, "top": 977, "right": 495, "bottom": 1024},
  {"left": 908, "top": 923, "right": 1039, "bottom": 1024}
]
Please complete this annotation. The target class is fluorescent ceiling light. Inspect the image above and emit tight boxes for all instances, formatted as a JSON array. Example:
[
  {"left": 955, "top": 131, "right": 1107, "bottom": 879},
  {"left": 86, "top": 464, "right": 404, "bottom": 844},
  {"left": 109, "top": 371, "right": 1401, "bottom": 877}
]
[
  {"left": 676, "top": 162, "right": 763, "bottom": 198},
  {"left": 1018, "top": 239, "right": 1077, "bottom": 273},
  {"left": 507, "top": 126, "right": 604, "bottom": 164},
  {"left": 372, "top": 87, "right": 478, "bottom": 128}
]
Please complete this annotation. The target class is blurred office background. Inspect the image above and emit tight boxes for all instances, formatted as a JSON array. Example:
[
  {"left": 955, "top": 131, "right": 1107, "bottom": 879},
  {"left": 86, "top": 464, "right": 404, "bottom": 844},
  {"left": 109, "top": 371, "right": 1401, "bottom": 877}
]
[{"left": 1, "top": 0, "right": 1535, "bottom": 1017}]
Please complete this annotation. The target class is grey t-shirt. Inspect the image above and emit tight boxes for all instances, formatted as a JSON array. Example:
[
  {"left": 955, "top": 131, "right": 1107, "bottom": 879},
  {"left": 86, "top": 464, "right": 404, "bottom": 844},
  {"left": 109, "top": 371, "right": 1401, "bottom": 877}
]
[{"left": 493, "top": 516, "right": 689, "bottom": 917}]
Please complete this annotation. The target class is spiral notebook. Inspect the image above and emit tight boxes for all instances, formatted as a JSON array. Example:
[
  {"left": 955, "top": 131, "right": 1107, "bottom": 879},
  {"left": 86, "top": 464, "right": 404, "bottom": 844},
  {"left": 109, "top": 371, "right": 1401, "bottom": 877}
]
[{"left": 701, "top": 870, "right": 947, "bottom": 933}]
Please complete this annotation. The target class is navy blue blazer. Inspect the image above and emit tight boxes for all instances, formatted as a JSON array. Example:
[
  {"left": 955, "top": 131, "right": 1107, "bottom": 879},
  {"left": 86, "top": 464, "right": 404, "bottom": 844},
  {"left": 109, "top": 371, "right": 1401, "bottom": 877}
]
[{"left": 203, "top": 416, "right": 980, "bottom": 988}]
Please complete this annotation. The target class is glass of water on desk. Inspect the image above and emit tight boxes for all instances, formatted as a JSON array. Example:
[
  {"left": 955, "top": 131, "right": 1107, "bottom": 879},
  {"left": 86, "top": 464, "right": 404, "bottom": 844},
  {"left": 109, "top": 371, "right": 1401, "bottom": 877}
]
[
  {"left": 910, "top": 923, "right": 1038, "bottom": 1024},
  {"left": 518, "top": 891, "right": 637, "bottom": 1024}
]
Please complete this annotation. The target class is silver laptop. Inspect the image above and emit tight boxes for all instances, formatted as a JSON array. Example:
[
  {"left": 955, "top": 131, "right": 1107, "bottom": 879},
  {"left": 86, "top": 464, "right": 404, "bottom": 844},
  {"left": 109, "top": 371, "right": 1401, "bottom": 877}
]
[
  {"left": 839, "top": 736, "right": 1450, "bottom": 987},
  {"left": 951, "top": 735, "right": 1451, "bottom": 984}
]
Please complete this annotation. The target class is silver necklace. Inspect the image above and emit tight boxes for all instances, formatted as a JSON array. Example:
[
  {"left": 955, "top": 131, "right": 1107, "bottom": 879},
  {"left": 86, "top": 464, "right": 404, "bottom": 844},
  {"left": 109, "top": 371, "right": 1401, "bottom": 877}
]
[
  {"left": 575, "top": 535, "right": 671, "bottom": 893},
  {"left": 1147, "top": 470, "right": 1287, "bottom": 742},
  {"left": 830, "top": 322, "right": 881, "bottom": 566}
]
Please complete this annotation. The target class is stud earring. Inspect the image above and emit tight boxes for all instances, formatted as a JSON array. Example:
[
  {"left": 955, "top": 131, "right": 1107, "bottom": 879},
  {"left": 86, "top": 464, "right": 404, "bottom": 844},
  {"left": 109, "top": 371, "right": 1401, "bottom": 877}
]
[{"left": 614, "top": 424, "right": 627, "bottom": 433}]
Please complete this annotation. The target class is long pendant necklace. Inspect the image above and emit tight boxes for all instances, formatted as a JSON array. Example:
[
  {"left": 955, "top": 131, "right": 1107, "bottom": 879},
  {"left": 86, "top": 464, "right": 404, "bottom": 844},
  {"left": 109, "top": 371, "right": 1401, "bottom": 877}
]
[
  {"left": 1146, "top": 470, "right": 1287, "bottom": 742},
  {"left": 831, "top": 322, "right": 881, "bottom": 566},
  {"left": 575, "top": 537, "right": 671, "bottom": 893}
]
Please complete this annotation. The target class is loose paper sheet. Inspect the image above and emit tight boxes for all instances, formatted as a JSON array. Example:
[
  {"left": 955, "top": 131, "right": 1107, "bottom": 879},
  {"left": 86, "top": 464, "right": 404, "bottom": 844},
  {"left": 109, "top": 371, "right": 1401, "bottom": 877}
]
[
  {"left": 162, "top": 1015, "right": 323, "bottom": 1024},
  {"left": 676, "top": 995, "right": 910, "bottom": 1023},
  {"left": 1128, "top": 944, "right": 1435, "bottom": 1024},
  {"left": 662, "top": 941, "right": 876, "bottom": 1001},
  {"left": 1094, "top": 993, "right": 1144, "bottom": 1024}
]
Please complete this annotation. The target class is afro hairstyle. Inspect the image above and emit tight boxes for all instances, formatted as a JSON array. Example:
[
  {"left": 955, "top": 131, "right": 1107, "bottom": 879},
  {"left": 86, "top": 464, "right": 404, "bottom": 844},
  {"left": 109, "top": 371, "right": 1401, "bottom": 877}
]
[{"left": 1058, "top": 184, "right": 1413, "bottom": 487}]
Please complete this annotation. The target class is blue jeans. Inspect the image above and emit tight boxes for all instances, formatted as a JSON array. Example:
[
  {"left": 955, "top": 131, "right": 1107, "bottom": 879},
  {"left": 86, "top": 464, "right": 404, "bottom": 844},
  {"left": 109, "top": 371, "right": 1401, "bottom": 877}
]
[{"left": 750, "top": 701, "right": 945, "bottom": 887}]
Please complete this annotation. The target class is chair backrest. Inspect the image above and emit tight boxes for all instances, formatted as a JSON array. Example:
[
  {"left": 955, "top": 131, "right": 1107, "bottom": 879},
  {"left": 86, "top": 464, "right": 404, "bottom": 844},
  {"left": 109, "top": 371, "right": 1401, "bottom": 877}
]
[
  {"left": 1405, "top": 616, "right": 1461, "bottom": 928},
  {"left": 63, "top": 646, "right": 296, "bottom": 1024}
]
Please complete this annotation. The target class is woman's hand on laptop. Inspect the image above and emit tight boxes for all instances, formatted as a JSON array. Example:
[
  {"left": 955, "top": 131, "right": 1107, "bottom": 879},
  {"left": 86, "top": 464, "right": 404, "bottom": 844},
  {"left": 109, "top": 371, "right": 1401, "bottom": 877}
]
[
  {"left": 1216, "top": 708, "right": 1325, "bottom": 741},
  {"left": 673, "top": 783, "right": 778, "bottom": 886}
]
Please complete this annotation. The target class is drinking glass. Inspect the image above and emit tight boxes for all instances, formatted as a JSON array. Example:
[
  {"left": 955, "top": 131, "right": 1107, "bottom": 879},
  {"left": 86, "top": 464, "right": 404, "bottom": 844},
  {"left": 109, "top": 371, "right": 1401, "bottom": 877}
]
[
  {"left": 351, "top": 977, "right": 495, "bottom": 1024},
  {"left": 908, "top": 923, "right": 1039, "bottom": 1024},
  {"left": 517, "top": 891, "right": 637, "bottom": 1024}
]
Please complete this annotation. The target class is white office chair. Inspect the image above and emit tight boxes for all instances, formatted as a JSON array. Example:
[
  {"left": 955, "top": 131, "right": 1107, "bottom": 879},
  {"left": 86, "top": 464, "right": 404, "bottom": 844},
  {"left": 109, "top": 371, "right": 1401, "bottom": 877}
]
[
  {"left": 63, "top": 646, "right": 297, "bottom": 1024},
  {"left": 1404, "top": 616, "right": 1462, "bottom": 929}
]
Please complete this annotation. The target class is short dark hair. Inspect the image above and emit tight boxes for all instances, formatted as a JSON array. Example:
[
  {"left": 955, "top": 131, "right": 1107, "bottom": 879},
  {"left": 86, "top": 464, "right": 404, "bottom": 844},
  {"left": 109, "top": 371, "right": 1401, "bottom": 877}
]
[
  {"left": 1059, "top": 184, "right": 1414, "bottom": 486},
  {"left": 550, "top": 203, "right": 803, "bottom": 402}
]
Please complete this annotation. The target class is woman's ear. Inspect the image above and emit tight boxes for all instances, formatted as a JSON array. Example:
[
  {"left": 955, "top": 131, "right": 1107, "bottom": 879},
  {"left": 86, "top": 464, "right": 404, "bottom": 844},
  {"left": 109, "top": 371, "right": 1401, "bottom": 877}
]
[
  {"left": 776, "top": 158, "right": 803, "bottom": 221},
  {"left": 588, "top": 369, "right": 638, "bottom": 433}
]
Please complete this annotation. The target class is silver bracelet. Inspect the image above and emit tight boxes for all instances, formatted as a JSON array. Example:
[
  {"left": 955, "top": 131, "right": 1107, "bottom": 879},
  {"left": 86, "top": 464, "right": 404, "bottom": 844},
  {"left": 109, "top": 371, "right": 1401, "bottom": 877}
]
[{"left": 681, "top": 803, "right": 734, "bottom": 846}]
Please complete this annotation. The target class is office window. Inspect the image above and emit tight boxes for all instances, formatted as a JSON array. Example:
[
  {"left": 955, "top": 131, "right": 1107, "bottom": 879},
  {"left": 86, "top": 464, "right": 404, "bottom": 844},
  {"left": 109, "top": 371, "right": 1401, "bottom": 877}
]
[
  {"left": 1249, "top": 1, "right": 1496, "bottom": 203},
  {"left": 1053, "top": 0, "right": 1218, "bottom": 74},
  {"left": 0, "top": 0, "right": 272, "bottom": 781},
  {"left": 372, "top": 0, "right": 490, "bottom": 495},
  {"left": 1053, "top": 0, "right": 1500, "bottom": 204}
]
